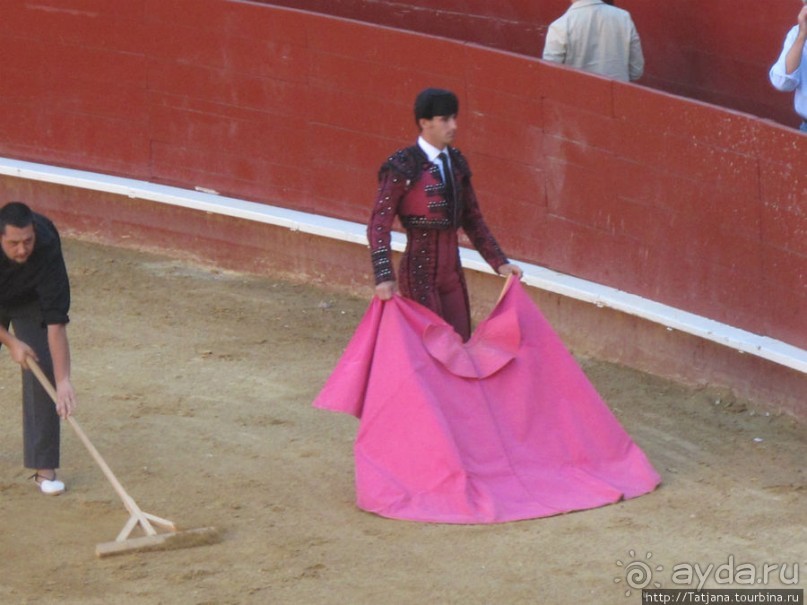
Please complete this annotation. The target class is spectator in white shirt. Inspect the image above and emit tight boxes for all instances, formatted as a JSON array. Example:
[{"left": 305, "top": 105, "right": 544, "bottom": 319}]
[
  {"left": 543, "top": 0, "right": 644, "bottom": 83},
  {"left": 769, "top": 1, "right": 807, "bottom": 131}
]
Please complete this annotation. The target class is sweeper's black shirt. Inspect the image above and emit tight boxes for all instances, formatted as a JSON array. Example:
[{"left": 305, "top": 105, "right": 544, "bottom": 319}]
[{"left": 0, "top": 213, "right": 71, "bottom": 324}]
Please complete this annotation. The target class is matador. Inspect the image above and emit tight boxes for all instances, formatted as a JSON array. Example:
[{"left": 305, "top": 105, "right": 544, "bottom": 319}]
[{"left": 367, "top": 88, "right": 522, "bottom": 341}]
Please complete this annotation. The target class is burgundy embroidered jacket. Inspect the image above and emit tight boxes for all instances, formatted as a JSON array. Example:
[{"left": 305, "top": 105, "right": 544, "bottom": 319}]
[{"left": 368, "top": 144, "right": 509, "bottom": 285}]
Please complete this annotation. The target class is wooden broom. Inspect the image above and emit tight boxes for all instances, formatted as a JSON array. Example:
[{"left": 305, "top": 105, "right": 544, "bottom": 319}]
[{"left": 27, "top": 358, "right": 220, "bottom": 557}]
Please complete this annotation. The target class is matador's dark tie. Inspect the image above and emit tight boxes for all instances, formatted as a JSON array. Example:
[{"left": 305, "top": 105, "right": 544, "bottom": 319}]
[{"left": 438, "top": 152, "right": 458, "bottom": 225}]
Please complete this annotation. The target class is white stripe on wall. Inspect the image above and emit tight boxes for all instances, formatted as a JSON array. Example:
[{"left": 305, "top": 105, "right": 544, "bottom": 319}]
[{"left": 2, "top": 156, "right": 805, "bottom": 375}]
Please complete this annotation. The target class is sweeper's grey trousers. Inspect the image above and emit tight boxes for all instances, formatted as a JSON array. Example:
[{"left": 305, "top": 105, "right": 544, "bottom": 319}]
[{"left": 0, "top": 301, "right": 60, "bottom": 470}]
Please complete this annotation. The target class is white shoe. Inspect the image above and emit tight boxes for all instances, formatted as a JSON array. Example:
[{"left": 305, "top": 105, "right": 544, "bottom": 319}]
[{"left": 32, "top": 472, "right": 65, "bottom": 496}]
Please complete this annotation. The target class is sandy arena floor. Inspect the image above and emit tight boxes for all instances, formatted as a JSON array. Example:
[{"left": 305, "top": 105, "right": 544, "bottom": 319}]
[{"left": 0, "top": 238, "right": 803, "bottom": 605}]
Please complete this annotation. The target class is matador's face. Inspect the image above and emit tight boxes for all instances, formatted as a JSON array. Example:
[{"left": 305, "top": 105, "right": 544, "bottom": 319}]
[{"left": 419, "top": 114, "right": 458, "bottom": 150}]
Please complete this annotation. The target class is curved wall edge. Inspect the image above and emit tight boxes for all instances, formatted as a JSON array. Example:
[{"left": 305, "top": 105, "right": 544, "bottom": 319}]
[
  {"left": 3, "top": 155, "right": 804, "bottom": 376},
  {"left": 3, "top": 171, "right": 805, "bottom": 421}
]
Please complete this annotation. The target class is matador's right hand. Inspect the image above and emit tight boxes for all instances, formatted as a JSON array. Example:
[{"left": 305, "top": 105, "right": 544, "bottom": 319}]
[{"left": 375, "top": 280, "right": 398, "bottom": 301}]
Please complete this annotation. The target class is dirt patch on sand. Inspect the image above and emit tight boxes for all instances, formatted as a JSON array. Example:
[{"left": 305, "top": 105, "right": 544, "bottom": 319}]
[{"left": 0, "top": 239, "right": 803, "bottom": 605}]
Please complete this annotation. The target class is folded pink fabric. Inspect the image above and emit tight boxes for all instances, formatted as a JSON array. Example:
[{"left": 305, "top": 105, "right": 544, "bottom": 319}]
[{"left": 313, "top": 278, "right": 660, "bottom": 523}]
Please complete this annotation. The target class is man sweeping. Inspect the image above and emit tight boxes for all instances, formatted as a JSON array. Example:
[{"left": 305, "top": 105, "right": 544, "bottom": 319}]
[{"left": 0, "top": 201, "right": 76, "bottom": 495}]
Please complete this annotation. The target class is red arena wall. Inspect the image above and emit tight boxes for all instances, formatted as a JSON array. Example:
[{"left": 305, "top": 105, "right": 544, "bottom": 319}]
[
  {"left": 0, "top": 1, "right": 805, "bottom": 416},
  {"left": 259, "top": 0, "right": 804, "bottom": 127}
]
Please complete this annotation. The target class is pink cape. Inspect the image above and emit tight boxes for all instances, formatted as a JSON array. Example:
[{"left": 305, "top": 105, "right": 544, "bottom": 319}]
[{"left": 313, "top": 278, "right": 660, "bottom": 523}]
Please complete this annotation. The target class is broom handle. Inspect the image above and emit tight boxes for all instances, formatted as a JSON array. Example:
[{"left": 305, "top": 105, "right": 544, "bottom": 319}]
[{"left": 26, "top": 359, "right": 153, "bottom": 530}]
